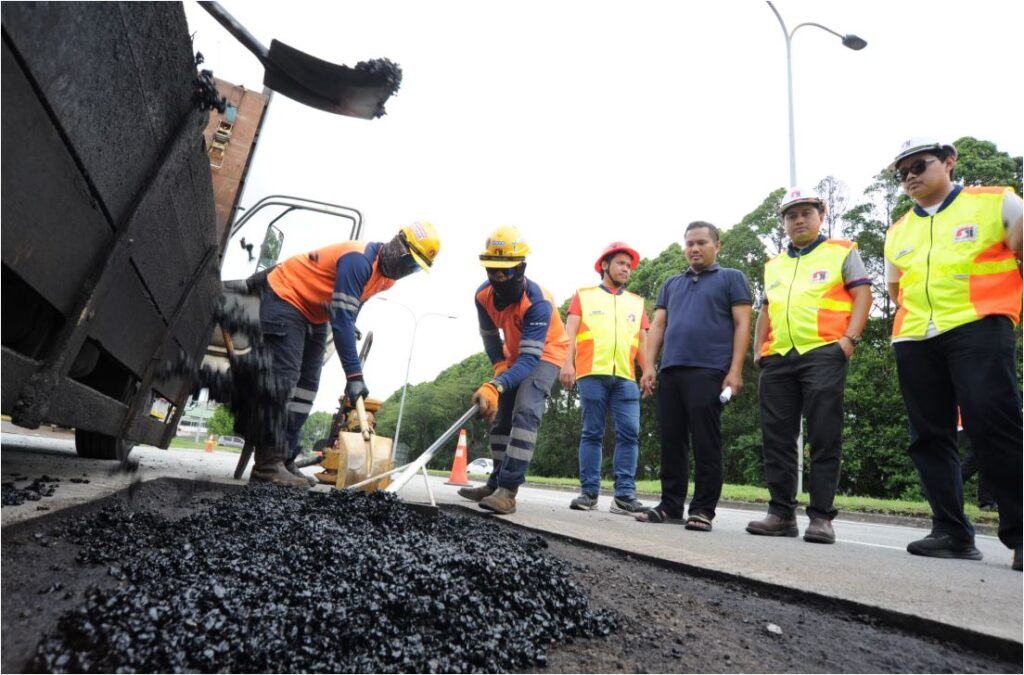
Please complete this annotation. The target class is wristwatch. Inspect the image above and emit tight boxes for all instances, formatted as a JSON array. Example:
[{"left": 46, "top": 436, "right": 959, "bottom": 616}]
[
  {"left": 843, "top": 334, "right": 862, "bottom": 346},
  {"left": 490, "top": 380, "right": 505, "bottom": 394}
]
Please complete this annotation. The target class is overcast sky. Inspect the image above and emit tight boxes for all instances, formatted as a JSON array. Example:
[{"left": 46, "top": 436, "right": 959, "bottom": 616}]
[{"left": 183, "top": 0, "right": 1023, "bottom": 415}]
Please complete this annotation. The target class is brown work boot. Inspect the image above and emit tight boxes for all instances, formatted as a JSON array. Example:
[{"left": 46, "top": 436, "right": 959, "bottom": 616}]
[
  {"left": 285, "top": 459, "right": 316, "bottom": 486},
  {"left": 746, "top": 513, "right": 798, "bottom": 537},
  {"left": 458, "top": 484, "right": 495, "bottom": 502},
  {"left": 803, "top": 518, "right": 836, "bottom": 544},
  {"left": 251, "top": 446, "right": 311, "bottom": 489},
  {"left": 479, "top": 487, "right": 517, "bottom": 515}
]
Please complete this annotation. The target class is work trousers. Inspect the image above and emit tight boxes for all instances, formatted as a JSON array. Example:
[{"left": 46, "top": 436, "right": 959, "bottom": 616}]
[
  {"left": 577, "top": 375, "right": 641, "bottom": 498},
  {"left": 893, "top": 316, "right": 1022, "bottom": 549},
  {"left": 486, "top": 361, "right": 558, "bottom": 491},
  {"left": 656, "top": 366, "right": 725, "bottom": 518},
  {"left": 959, "top": 430, "right": 995, "bottom": 508},
  {"left": 758, "top": 342, "right": 848, "bottom": 521},
  {"left": 260, "top": 287, "right": 328, "bottom": 460}
]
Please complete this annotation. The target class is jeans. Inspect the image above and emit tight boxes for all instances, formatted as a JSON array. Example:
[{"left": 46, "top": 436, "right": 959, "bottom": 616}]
[
  {"left": 260, "top": 287, "right": 328, "bottom": 459},
  {"left": 577, "top": 375, "right": 641, "bottom": 498},
  {"left": 486, "top": 361, "right": 558, "bottom": 490},
  {"left": 758, "top": 342, "right": 849, "bottom": 521},
  {"left": 893, "top": 316, "right": 1022, "bottom": 549}
]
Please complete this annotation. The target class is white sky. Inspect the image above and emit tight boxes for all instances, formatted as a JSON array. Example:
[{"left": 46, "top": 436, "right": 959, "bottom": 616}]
[{"left": 184, "top": 0, "right": 1023, "bottom": 413}]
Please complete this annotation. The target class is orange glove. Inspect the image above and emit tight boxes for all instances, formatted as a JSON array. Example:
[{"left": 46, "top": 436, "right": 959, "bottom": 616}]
[
  {"left": 493, "top": 361, "right": 509, "bottom": 378},
  {"left": 472, "top": 382, "right": 500, "bottom": 423}
]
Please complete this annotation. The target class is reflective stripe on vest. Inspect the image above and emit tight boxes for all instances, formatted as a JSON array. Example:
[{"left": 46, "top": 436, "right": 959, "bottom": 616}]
[
  {"left": 575, "top": 286, "right": 645, "bottom": 379},
  {"left": 885, "top": 186, "right": 1021, "bottom": 339},
  {"left": 762, "top": 239, "right": 855, "bottom": 357},
  {"left": 268, "top": 241, "right": 395, "bottom": 323}
]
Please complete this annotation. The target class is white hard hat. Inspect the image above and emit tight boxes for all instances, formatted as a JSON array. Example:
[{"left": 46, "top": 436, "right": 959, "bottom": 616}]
[
  {"left": 887, "top": 136, "right": 957, "bottom": 171},
  {"left": 779, "top": 186, "right": 824, "bottom": 216}
]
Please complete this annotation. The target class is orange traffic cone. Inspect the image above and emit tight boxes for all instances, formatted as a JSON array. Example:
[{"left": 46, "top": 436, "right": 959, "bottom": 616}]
[
  {"left": 445, "top": 429, "right": 472, "bottom": 486},
  {"left": 205, "top": 435, "right": 215, "bottom": 453}
]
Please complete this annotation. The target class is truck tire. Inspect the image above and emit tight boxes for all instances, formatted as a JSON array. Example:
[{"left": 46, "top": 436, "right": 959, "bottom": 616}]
[{"left": 74, "top": 429, "right": 134, "bottom": 461}]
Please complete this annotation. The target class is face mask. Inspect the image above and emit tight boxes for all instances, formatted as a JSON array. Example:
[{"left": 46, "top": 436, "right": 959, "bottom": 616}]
[
  {"left": 489, "top": 263, "right": 526, "bottom": 309},
  {"left": 378, "top": 234, "right": 420, "bottom": 280}
]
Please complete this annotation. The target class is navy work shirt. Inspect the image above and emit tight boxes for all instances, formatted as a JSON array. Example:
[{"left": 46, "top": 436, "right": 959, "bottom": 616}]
[{"left": 655, "top": 263, "right": 752, "bottom": 372}]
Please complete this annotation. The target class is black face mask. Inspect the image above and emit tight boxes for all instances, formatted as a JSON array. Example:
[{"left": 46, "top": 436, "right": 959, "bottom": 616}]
[
  {"left": 378, "top": 234, "right": 419, "bottom": 280},
  {"left": 490, "top": 263, "right": 526, "bottom": 310}
]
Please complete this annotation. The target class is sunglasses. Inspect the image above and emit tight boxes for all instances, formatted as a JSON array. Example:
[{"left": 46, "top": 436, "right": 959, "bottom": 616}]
[
  {"left": 400, "top": 252, "right": 422, "bottom": 274},
  {"left": 486, "top": 267, "right": 513, "bottom": 280},
  {"left": 896, "top": 158, "right": 937, "bottom": 182}
]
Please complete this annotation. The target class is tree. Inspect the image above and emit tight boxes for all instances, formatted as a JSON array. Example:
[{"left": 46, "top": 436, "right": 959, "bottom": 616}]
[
  {"left": 815, "top": 175, "right": 850, "bottom": 239},
  {"left": 207, "top": 405, "right": 236, "bottom": 437},
  {"left": 952, "top": 136, "right": 1023, "bottom": 196},
  {"left": 299, "top": 411, "right": 334, "bottom": 450}
]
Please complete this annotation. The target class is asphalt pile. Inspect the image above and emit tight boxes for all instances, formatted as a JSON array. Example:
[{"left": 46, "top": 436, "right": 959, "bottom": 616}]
[
  {"left": 32, "top": 484, "right": 615, "bottom": 673},
  {"left": 2, "top": 475, "right": 60, "bottom": 507}
]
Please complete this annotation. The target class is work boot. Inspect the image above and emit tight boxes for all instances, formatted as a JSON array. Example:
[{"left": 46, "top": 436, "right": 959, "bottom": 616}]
[
  {"left": 479, "top": 487, "right": 517, "bottom": 515},
  {"left": 803, "top": 518, "right": 836, "bottom": 544},
  {"left": 251, "top": 446, "right": 311, "bottom": 489},
  {"left": 906, "top": 534, "right": 982, "bottom": 560},
  {"left": 1013, "top": 548, "right": 1022, "bottom": 572},
  {"left": 746, "top": 513, "right": 798, "bottom": 537},
  {"left": 285, "top": 459, "right": 316, "bottom": 486},
  {"left": 458, "top": 484, "right": 495, "bottom": 502}
]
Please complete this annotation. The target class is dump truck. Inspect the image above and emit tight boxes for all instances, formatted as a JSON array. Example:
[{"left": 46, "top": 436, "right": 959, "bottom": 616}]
[{"left": 1, "top": 2, "right": 399, "bottom": 460}]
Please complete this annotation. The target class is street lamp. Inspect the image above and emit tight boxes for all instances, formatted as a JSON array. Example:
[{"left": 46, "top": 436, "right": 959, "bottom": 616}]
[
  {"left": 375, "top": 297, "right": 457, "bottom": 461},
  {"left": 767, "top": 1, "right": 867, "bottom": 186}
]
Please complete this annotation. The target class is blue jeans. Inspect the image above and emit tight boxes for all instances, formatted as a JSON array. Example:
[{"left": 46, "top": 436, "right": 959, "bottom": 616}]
[{"left": 577, "top": 375, "right": 641, "bottom": 497}]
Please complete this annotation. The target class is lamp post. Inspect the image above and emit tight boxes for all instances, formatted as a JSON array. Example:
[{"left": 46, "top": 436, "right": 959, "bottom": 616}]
[
  {"left": 767, "top": 1, "right": 866, "bottom": 186},
  {"left": 376, "top": 297, "right": 456, "bottom": 461}
]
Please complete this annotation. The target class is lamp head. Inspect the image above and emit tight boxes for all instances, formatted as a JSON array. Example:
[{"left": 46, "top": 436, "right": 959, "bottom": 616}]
[{"left": 842, "top": 34, "right": 867, "bottom": 50}]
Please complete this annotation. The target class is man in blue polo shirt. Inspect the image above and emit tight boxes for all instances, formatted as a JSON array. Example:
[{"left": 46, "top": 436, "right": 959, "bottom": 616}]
[{"left": 639, "top": 221, "right": 752, "bottom": 530}]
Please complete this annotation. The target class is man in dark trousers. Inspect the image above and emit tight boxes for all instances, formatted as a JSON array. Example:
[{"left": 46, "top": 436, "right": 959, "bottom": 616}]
[{"left": 638, "top": 221, "right": 752, "bottom": 531}]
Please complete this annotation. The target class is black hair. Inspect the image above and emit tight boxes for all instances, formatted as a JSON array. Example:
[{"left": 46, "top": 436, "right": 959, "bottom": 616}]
[{"left": 685, "top": 221, "right": 720, "bottom": 242}]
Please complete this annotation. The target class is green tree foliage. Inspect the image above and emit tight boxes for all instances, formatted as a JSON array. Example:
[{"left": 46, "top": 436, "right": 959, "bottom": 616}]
[
  {"left": 206, "top": 405, "right": 236, "bottom": 437},
  {"left": 299, "top": 411, "right": 335, "bottom": 450}
]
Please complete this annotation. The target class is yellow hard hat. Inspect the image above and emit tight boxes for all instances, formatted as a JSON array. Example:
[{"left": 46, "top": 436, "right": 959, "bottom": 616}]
[
  {"left": 479, "top": 225, "right": 530, "bottom": 268},
  {"left": 401, "top": 221, "right": 440, "bottom": 272}
]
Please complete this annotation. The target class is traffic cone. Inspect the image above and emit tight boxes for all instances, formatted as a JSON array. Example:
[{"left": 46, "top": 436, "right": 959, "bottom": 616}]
[
  {"left": 205, "top": 435, "right": 215, "bottom": 453},
  {"left": 445, "top": 429, "right": 472, "bottom": 486}
]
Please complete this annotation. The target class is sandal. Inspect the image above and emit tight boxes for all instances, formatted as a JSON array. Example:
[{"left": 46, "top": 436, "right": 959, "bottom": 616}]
[
  {"left": 634, "top": 505, "right": 682, "bottom": 524},
  {"left": 685, "top": 513, "right": 713, "bottom": 532}
]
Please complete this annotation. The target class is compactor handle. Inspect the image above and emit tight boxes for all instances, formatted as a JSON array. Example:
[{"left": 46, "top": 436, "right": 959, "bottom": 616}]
[{"left": 355, "top": 396, "right": 371, "bottom": 442}]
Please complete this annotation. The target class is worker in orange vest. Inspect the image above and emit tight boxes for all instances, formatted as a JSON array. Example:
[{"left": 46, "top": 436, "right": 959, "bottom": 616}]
[
  {"left": 561, "top": 242, "right": 649, "bottom": 515},
  {"left": 252, "top": 222, "right": 441, "bottom": 487},
  {"left": 884, "top": 136, "right": 1022, "bottom": 569},
  {"left": 459, "top": 226, "right": 569, "bottom": 515}
]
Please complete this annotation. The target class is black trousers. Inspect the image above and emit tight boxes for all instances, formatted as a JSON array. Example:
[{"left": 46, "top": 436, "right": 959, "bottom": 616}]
[
  {"left": 959, "top": 430, "right": 995, "bottom": 508},
  {"left": 656, "top": 366, "right": 724, "bottom": 518},
  {"left": 758, "top": 342, "right": 849, "bottom": 521},
  {"left": 893, "top": 316, "right": 1022, "bottom": 549}
]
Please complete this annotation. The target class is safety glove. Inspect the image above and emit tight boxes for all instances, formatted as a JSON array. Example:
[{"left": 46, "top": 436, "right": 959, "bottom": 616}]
[
  {"left": 345, "top": 376, "right": 370, "bottom": 403},
  {"left": 472, "top": 381, "right": 501, "bottom": 423},
  {"left": 493, "top": 361, "right": 509, "bottom": 378}
]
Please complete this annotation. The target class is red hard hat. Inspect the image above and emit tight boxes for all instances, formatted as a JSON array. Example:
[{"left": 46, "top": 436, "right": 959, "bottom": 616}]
[{"left": 594, "top": 242, "right": 640, "bottom": 274}]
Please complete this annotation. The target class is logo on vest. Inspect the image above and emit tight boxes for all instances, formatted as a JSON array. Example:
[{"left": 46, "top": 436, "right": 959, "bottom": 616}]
[
  {"left": 627, "top": 313, "right": 637, "bottom": 323},
  {"left": 810, "top": 270, "right": 829, "bottom": 283},
  {"left": 952, "top": 224, "right": 977, "bottom": 243}
]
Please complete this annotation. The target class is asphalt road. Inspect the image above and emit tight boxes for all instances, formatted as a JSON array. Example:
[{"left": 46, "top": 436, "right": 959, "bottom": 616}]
[{"left": 2, "top": 424, "right": 1021, "bottom": 647}]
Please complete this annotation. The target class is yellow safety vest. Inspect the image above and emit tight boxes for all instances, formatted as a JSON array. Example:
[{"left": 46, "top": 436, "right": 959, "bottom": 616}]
[
  {"left": 885, "top": 186, "right": 1021, "bottom": 339},
  {"left": 762, "top": 239, "right": 856, "bottom": 357},
  {"left": 575, "top": 286, "right": 645, "bottom": 379}
]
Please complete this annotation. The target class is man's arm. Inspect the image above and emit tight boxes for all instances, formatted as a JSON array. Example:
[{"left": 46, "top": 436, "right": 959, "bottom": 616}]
[
  {"left": 330, "top": 252, "right": 373, "bottom": 378},
  {"left": 494, "top": 300, "right": 549, "bottom": 390},
  {"left": 475, "top": 297, "right": 505, "bottom": 366},
  {"left": 840, "top": 285, "right": 873, "bottom": 359},
  {"left": 636, "top": 328, "right": 649, "bottom": 375},
  {"left": 752, "top": 304, "right": 771, "bottom": 365},
  {"left": 640, "top": 308, "right": 666, "bottom": 396},
  {"left": 560, "top": 313, "right": 581, "bottom": 389},
  {"left": 722, "top": 303, "right": 752, "bottom": 395},
  {"left": 1004, "top": 191, "right": 1023, "bottom": 259}
]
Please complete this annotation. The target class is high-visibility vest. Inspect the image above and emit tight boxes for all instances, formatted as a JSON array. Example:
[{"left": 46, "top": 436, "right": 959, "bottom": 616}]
[
  {"left": 268, "top": 241, "right": 395, "bottom": 323},
  {"left": 885, "top": 186, "right": 1021, "bottom": 339},
  {"left": 761, "top": 239, "right": 856, "bottom": 357},
  {"left": 574, "top": 286, "right": 645, "bottom": 380},
  {"left": 475, "top": 280, "right": 570, "bottom": 369}
]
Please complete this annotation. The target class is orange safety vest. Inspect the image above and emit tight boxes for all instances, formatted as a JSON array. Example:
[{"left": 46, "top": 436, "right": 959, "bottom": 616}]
[
  {"left": 475, "top": 281, "right": 569, "bottom": 369},
  {"left": 761, "top": 239, "right": 856, "bottom": 357},
  {"left": 574, "top": 286, "right": 645, "bottom": 380},
  {"left": 268, "top": 241, "right": 395, "bottom": 323},
  {"left": 885, "top": 186, "right": 1021, "bottom": 339}
]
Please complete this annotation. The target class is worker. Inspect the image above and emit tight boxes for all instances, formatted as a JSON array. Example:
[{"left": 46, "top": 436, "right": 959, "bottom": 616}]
[
  {"left": 459, "top": 226, "right": 569, "bottom": 514},
  {"left": 252, "top": 222, "right": 441, "bottom": 487},
  {"left": 561, "top": 242, "right": 650, "bottom": 515},
  {"left": 638, "top": 222, "right": 752, "bottom": 531},
  {"left": 884, "top": 136, "right": 1022, "bottom": 569},
  {"left": 748, "top": 187, "right": 872, "bottom": 544}
]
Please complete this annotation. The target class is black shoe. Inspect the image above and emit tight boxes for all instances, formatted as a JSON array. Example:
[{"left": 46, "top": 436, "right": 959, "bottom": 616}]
[
  {"left": 1012, "top": 547, "right": 1021, "bottom": 572},
  {"left": 906, "top": 534, "right": 983, "bottom": 560},
  {"left": 570, "top": 493, "right": 599, "bottom": 510},
  {"left": 610, "top": 495, "right": 646, "bottom": 515}
]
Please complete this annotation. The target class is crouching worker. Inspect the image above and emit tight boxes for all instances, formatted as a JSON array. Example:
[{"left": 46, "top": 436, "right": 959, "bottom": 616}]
[
  {"left": 252, "top": 221, "right": 440, "bottom": 487},
  {"left": 459, "top": 226, "right": 569, "bottom": 514}
]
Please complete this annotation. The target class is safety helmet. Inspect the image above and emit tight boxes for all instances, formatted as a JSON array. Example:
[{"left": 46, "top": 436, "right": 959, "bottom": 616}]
[
  {"left": 594, "top": 242, "right": 640, "bottom": 274},
  {"left": 479, "top": 225, "right": 530, "bottom": 268},
  {"left": 779, "top": 186, "right": 824, "bottom": 216},
  {"left": 400, "top": 221, "right": 440, "bottom": 273},
  {"left": 887, "top": 136, "right": 958, "bottom": 171}
]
